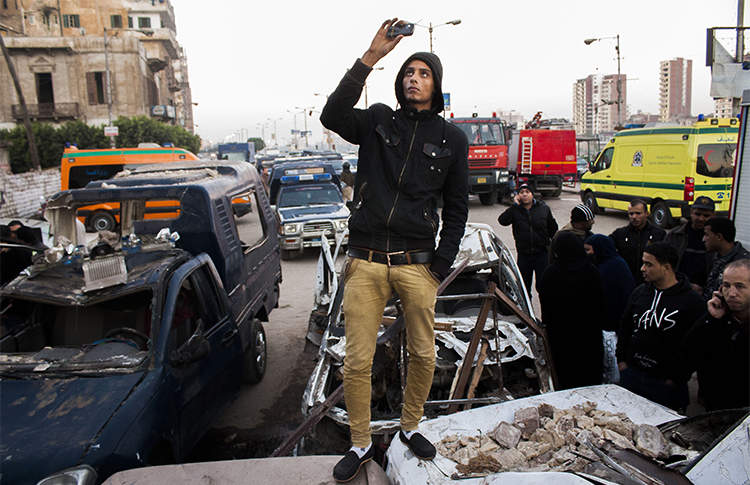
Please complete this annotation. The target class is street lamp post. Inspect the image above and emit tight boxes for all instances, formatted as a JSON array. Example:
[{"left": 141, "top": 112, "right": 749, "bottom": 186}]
[
  {"left": 295, "top": 106, "right": 314, "bottom": 147},
  {"left": 314, "top": 93, "right": 331, "bottom": 150},
  {"left": 287, "top": 109, "right": 301, "bottom": 148},
  {"left": 267, "top": 118, "right": 282, "bottom": 147},
  {"left": 256, "top": 123, "right": 268, "bottom": 149},
  {"left": 363, "top": 67, "right": 384, "bottom": 107},
  {"left": 420, "top": 19, "right": 461, "bottom": 53},
  {"left": 584, "top": 35, "right": 622, "bottom": 128}
]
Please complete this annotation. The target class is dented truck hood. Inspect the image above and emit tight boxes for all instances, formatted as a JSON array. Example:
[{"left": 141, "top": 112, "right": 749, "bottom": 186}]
[{"left": 0, "top": 373, "right": 143, "bottom": 484}]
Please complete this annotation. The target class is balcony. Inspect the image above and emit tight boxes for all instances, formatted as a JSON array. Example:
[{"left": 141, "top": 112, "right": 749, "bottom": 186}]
[{"left": 12, "top": 103, "right": 79, "bottom": 121}]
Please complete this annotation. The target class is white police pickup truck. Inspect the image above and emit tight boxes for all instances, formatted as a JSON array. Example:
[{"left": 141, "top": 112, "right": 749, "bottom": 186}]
[{"left": 274, "top": 169, "right": 349, "bottom": 260}]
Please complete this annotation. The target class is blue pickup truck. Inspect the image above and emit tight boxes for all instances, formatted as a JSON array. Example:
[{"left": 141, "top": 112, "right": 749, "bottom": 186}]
[{"left": 0, "top": 161, "right": 281, "bottom": 484}]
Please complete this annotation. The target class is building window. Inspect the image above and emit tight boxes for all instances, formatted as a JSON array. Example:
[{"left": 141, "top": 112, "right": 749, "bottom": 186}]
[
  {"left": 128, "top": 16, "right": 133, "bottom": 28},
  {"left": 86, "top": 72, "right": 106, "bottom": 105},
  {"left": 62, "top": 14, "right": 80, "bottom": 28},
  {"left": 111, "top": 15, "right": 122, "bottom": 29},
  {"left": 35, "top": 73, "right": 54, "bottom": 105},
  {"left": 138, "top": 17, "right": 151, "bottom": 29},
  {"left": 2, "top": 0, "right": 8, "bottom": 10}
]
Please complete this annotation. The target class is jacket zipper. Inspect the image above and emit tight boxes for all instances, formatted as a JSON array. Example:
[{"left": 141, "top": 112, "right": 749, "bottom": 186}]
[{"left": 386, "top": 120, "right": 419, "bottom": 251}]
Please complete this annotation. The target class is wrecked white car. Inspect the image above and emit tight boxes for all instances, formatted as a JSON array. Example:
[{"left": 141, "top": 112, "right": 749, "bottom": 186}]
[{"left": 301, "top": 223, "right": 555, "bottom": 452}]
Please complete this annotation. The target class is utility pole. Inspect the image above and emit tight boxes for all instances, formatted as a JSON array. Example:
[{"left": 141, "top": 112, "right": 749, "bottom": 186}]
[
  {"left": 104, "top": 28, "right": 116, "bottom": 147},
  {"left": 0, "top": 35, "right": 41, "bottom": 171}
]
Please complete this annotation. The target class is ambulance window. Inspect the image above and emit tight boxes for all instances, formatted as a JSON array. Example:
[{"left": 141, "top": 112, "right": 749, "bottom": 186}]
[
  {"left": 68, "top": 164, "right": 124, "bottom": 189},
  {"left": 592, "top": 147, "right": 614, "bottom": 172},
  {"left": 697, "top": 144, "right": 735, "bottom": 178}
]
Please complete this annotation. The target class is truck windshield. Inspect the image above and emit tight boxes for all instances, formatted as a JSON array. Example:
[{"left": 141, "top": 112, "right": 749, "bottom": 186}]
[
  {"left": 221, "top": 152, "right": 247, "bottom": 162},
  {"left": 697, "top": 143, "right": 735, "bottom": 178},
  {"left": 456, "top": 123, "right": 505, "bottom": 145},
  {"left": 0, "top": 291, "right": 152, "bottom": 372},
  {"left": 278, "top": 184, "right": 342, "bottom": 208}
]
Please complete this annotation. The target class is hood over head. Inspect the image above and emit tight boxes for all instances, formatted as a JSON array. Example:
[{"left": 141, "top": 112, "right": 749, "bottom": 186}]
[
  {"left": 586, "top": 234, "right": 620, "bottom": 262},
  {"left": 395, "top": 52, "right": 444, "bottom": 113},
  {"left": 553, "top": 232, "right": 589, "bottom": 272}
]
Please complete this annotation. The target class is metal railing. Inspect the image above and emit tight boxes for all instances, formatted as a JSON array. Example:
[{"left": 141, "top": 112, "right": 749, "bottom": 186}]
[{"left": 12, "top": 103, "right": 80, "bottom": 120}]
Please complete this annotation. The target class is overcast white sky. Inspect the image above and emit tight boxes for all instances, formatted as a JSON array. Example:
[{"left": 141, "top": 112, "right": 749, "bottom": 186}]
[{"left": 172, "top": 1, "right": 746, "bottom": 147}]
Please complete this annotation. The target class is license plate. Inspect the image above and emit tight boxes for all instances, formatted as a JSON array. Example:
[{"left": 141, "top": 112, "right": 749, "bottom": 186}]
[
  {"left": 311, "top": 237, "right": 321, "bottom": 243},
  {"left": 477, "top": 177, "right": 486, "bottom": 184}
]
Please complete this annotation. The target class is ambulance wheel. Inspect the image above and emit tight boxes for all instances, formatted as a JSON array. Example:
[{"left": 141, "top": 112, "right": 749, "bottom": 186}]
[
  {"left": 479, "top": 188, "right": 497, "bottom": 206},
  {"left": 583, "top": 192, "right": 602, "bottom": 214},
  {"left": 89, "top": 211, "right": 116, "bottom": 232},
  {"left": 651, "top": 201, "right": 674, "bottom": 229}
]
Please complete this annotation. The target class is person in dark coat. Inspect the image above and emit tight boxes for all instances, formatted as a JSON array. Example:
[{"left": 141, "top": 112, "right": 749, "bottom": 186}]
[
  {"left": 610, "top": 199, "right": 666, "bottom": 285},
  {"left": 585, "top": 234, "right": 637, "bottom": 383},
  {"left": 540, "top": 232, "right": 605, "bottom": 390},
  {"left": 0, "top": 225, "right": 33, "bottom": 286}
]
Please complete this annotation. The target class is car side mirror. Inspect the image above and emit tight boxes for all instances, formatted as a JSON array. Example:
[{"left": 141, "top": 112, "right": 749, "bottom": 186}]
[{"left": 170, "top": 334, "right": 210, "bottom": 366}]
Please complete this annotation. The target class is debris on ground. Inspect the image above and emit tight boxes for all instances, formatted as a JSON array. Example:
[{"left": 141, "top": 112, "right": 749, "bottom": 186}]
[{"left": 436, "top": 400, "right": 669, "bottom": 478}]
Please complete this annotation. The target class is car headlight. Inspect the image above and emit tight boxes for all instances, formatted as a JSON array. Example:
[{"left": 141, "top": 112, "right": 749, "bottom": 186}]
[
  {"left": 283, "top": 223, "right": 299, "bottom": 235},
  {"left": 36, "top": 465, "right": 97, "bottom": 485},
  {"left": 337, "top": 220, "right": 348, "bottom": 230}
]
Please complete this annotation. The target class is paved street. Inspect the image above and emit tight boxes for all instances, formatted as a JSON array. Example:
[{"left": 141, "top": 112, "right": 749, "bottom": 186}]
[{"left": 188, "top": 184, "right": 640, "bottom": 461}]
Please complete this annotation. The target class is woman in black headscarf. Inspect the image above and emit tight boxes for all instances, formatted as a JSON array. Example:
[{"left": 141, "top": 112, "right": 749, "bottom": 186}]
[{"left": 539, "top": 232, "right": 605, "bottom": 389}]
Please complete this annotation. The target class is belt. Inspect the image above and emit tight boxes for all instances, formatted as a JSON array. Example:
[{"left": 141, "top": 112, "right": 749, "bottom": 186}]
[{"left": 348, "top": 248, "right": 433, "bottom": 266}]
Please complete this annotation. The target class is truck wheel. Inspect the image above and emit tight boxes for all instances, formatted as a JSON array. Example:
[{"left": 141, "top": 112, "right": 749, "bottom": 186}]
[
  {"left": 89, "top": 211, "right": 116, "bottom": 232},
  {"left": 280, "top": 249, "right": 292, "bottom": 261},
  {"left": 583, "top": 192, "right": 602, "bottom": 214},
  {"left": 243, "top": 319, "right": 267, "bottom": 384},
  {"left": 478, "top": 188, "right": 497, "bottom": 206},
  {"left": 551, "top": 187, "right": 563, "bottom": 197},
  {"left": 651, "top": 201, "right": 674, "bottom": 229}
]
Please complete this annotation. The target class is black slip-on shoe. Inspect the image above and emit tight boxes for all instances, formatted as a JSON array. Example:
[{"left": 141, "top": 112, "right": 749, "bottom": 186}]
[
  {"left": 399, "top": 430, "right": 436, "bottom": 460},
  {"left": 333, "top": 445, "right": 375, "bottom": 482}
]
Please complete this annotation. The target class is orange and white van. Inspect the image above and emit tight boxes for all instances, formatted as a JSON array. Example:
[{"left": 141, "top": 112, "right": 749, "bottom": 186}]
[{"left": 61, "top": 143, "right": 200, "bottom": 231}]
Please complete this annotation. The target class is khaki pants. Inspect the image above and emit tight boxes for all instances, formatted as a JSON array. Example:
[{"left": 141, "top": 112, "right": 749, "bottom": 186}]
[{"left": 342, "top": 258, "right": 439, "bottom": 447}]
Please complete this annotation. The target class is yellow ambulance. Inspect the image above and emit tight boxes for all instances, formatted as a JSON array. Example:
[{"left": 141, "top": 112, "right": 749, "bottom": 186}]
[{"left": 580, "top": 118, "right": 739, "bottom": 228}]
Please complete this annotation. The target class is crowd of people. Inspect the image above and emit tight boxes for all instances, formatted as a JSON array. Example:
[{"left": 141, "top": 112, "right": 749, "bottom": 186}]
[{"left": 500, "top": 189, "right": 750, "bottom": 414}]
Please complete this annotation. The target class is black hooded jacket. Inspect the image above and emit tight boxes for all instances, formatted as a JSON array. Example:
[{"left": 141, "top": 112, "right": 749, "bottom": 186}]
[
  {"left": 616, "top": 273, "right": 705, "bottom": 383},
  {"left": 320, "top": 53, "right": 469, "bottom": 278}
]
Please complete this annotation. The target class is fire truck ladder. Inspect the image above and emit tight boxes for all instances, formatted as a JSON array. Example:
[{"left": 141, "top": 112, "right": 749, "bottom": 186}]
[{"left": 521, "top": 137, "right": 533, "bottom": 174}]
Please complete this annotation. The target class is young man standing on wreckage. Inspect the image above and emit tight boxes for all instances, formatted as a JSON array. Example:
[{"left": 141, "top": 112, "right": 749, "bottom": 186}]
[{"left": 320, "top": 18, "right": 469, "bottom": 482}]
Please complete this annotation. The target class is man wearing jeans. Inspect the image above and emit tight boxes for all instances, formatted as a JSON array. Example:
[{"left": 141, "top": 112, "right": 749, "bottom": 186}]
[{"left": 320, "top": 18, "right": 469, "bottom": 482}]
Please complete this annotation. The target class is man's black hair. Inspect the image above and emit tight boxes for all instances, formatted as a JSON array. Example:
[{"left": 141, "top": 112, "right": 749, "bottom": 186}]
[
  {"left": 705, "top": 217, "right": 736, "bottom": 242},
  {"left": 643, "top": 241, "right": 678, "bottom": 269},
  {"left": 629, "top": 199, "right": 647, "bottom": 210}
]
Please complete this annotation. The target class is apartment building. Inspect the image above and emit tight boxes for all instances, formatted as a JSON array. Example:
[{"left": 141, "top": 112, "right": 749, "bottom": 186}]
[
  {"left": 572, "top": 73, "right": 627, "bottom": 134},
  {"left": 0, "top": 0, "right": 194, "bottom": 133},
  {"left": 658, "top": 57, "right": 692, "bottom": 122}
]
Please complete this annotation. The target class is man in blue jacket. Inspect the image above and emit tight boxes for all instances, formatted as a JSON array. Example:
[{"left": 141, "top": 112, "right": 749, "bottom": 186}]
[{"left": 320, "top": 18, "right": 469, "bottom": 482}]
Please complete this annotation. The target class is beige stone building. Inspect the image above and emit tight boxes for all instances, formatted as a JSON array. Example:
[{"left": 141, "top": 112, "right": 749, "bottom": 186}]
[{"left": 0, "top": 0, "right": 194, "bottom": 133}]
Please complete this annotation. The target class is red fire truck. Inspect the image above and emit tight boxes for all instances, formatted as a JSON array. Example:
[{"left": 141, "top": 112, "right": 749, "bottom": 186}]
[
  {"left": 448, "top": 115, "right": 511, "bottom": 205},
  {"left": 508, "top": 113, "right": 578, "bottom": 198}
]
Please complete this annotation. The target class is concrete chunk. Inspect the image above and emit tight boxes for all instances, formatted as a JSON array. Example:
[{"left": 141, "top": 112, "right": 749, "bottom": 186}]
[
  {"left": 515, "top": 407, "right": 540, "bottom": 439},
  {"left": 489, "top": 421, "right": 522, "bottom": 449},
  {"left": 634, "top": 424, "right": 670, "bottom": 460}
]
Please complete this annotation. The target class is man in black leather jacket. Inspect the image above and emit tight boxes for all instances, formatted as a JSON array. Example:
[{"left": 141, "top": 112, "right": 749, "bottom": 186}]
[
  {"left": 320, "top": 18, "right": 469, "bottom": 482},
  {"left": 610, "top": 199, "right": 666, "bottom": 285}
]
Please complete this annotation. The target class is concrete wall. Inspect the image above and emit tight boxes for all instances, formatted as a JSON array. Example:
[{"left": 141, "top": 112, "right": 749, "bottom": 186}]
[{"left": 0, "top": 167, "right": 61, "bottom": 219}]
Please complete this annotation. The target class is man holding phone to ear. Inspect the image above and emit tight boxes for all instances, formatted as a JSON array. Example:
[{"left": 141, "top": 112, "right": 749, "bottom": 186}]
[
  {"left": 682, "top": 259, "right": 750, "bottom": 411},
  {"left": 320, "top": 18, "right": 469, "bottom": 482}
]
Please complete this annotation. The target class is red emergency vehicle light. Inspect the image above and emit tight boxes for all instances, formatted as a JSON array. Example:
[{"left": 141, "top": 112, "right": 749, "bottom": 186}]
[{"left": 684, "top": 177, "right": 695, "bottom": 201}]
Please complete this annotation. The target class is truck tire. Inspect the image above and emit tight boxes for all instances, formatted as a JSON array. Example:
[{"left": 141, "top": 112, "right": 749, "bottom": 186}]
[
  {"left": 551, "top": 186, "right": 563, "bottom": 197},
  {"left": 243, "top": 319, "right": 267, "bottom": 384},
  {"left": 478, "top": 187, "right": 497, "bottom": 206},
  {"left": 651, "top": 201, "right": 674, "bottom": 229},
  {"left": 583, "top": 191, "right": 603, "bottom": 214},
  {"left": 89, "top": 211, "right": 116, "bottom": 232},
  {"left": 280, "top": 249, "right": 292, "bottom": 261}
]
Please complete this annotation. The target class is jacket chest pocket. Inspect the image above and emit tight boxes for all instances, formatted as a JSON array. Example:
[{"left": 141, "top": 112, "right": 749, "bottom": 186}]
[
  {"left": 419, "top": 143, "right": 451, "bottom": 185},
  {"left": 376, "top": 124, "right": 401, "bottom": 147}
]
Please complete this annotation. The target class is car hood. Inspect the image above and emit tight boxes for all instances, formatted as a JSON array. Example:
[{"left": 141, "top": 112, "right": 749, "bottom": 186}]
[
  {"left": 278, "top": 204, "right": 348, "bottom": 222},
  {"left": 0, "top": 372, "right": 143, "bottom": 484}
]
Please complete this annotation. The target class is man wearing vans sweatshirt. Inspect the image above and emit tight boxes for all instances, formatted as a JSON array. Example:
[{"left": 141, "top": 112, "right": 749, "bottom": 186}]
[
  {"left": 616, "top": 242, "right": 705, "bottom": 411},
  {"left": 610, "top": 199, "right": 666, "bottom": 285}
]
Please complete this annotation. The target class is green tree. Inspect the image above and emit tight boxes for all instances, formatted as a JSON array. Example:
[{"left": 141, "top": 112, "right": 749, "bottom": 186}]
[
  {"left": 114, "top": 116, "right": 201, "bottom": 154},
  {"left": 55, "top": 120, "right": 108, "bottom": 152},
  {"left": 1, "top": 122, "right": 59, "bottom": 173},
  {"left": 248, "top": 137, "right": 265, "bottom": 152}
]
